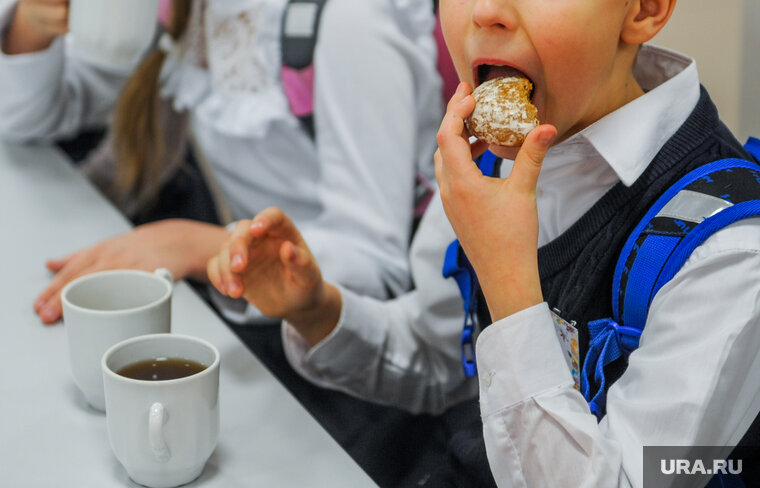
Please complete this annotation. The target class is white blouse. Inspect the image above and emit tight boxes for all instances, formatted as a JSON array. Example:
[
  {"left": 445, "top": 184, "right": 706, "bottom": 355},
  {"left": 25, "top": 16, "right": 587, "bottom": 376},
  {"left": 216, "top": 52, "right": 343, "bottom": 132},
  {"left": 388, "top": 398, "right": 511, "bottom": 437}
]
[{"left": 0, "top": 0, "right": 443, "bottom": 303}]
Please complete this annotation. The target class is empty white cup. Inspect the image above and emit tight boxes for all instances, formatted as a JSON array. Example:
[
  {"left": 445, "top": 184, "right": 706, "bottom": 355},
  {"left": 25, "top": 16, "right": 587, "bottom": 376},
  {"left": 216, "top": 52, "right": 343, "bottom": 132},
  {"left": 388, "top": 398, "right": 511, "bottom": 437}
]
[{"left": 61, "top": 268, "right": 173, "bottom": 411}]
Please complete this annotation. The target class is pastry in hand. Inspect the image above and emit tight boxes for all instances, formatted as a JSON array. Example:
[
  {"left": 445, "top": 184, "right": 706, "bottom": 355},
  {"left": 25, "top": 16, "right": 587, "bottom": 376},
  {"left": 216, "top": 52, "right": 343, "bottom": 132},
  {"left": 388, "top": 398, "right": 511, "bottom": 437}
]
[{"left": 465, "top": 76, "right": 538, "bottom": 147}]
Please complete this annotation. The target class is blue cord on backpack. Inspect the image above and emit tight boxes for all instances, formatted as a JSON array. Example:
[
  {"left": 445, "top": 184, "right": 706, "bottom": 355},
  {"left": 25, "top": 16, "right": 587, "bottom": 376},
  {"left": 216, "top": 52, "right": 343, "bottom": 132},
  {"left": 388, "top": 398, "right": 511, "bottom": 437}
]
[
  {"left": 582, "top": 142, "right": 760, "bottom": 419},
  {"left": 442, "top": 151, "right": 499, "bottom": 377}
]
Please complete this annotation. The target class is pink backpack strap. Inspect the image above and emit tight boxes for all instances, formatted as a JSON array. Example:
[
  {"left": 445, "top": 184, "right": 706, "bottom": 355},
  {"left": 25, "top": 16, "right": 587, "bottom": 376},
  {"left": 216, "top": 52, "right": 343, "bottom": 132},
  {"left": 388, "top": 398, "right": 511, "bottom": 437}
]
[
  {"left": 159, "top": 0, "right": 172, "bottom": 28},
  {"left": 282, "top": 65, "right": 315, "bottom": 118},
  {"left": 281, "top": 0, "right": 329, "bottom": 138}
]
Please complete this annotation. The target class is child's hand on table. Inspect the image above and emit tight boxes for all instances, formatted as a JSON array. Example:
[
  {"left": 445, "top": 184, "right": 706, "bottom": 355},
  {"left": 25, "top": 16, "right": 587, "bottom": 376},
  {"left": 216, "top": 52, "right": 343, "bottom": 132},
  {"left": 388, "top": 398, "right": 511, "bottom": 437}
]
[
  {"left": 207, "top": 207, "right": 341, "bottom": 345},
  {"left": 34, "top": 220, "right": 230, "bottom": 325},
  {"left": 435, "top": 82, "right": 557, "bottom": 322}
]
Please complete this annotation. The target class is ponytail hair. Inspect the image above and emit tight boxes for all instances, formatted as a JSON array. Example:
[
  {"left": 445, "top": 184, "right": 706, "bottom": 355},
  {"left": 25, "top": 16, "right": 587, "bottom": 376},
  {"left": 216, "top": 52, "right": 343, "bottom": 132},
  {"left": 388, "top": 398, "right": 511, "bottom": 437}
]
[{"left": 111, "top": 0, "right": 192, "bottom": 204}]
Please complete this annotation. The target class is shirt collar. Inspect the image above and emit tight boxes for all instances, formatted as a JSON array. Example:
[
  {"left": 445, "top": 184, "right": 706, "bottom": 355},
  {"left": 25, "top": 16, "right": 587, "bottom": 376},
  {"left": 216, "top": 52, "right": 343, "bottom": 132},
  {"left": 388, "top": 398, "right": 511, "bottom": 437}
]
[{"left": 563, "top": 44, "right": 700, "bottom": 187}]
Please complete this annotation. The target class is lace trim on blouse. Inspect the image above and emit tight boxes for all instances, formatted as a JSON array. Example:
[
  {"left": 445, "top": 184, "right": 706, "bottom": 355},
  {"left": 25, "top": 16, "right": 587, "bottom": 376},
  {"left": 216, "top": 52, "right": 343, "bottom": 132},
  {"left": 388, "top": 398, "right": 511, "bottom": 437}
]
[
  {"left": 160, "top": 0, "right": 295, "bottom": 138},
  {"left": 159, "top": 0, "right": 435, "bottom": 138}
]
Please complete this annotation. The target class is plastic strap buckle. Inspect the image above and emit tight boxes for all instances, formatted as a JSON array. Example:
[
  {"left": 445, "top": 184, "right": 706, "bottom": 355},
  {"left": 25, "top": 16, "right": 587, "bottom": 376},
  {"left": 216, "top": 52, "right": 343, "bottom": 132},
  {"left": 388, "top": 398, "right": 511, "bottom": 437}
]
[{"left": 461, "top": 320, "right": 477, "bottom": 377}]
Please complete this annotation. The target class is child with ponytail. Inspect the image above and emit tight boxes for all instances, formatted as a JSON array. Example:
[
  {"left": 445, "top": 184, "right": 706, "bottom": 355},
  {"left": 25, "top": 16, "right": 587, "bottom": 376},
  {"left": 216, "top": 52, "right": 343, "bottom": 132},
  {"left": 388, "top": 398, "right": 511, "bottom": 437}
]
[{"left": 0, "top": 0, "right": 442, "bottom": 325}]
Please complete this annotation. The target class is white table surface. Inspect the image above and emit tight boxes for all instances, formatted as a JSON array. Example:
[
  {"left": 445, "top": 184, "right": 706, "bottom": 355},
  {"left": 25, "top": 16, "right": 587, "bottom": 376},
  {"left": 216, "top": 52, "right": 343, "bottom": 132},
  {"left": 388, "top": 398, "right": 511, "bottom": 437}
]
[{"left": 0, "top": 142, "right": 377, "bottom": 487}]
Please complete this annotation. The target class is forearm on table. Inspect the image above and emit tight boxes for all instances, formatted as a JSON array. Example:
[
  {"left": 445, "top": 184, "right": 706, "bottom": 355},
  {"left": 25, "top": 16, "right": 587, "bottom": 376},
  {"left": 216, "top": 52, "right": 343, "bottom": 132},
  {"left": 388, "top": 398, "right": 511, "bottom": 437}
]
[{"left": 157, "top": 219, "right": 231, "bottom": 283}]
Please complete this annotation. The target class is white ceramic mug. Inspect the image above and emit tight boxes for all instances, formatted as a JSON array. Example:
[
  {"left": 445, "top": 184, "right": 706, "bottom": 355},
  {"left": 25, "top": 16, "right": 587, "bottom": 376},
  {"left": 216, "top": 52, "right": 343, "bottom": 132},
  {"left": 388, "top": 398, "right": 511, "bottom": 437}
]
[
  {"left": 69, "top": 0, "right": 160, "bottom": 69},
  {"left": 61, "top": 268, "right": 173, "bottom": 411},
  {"left": 102, "top": 333, "right": 220, "bottom": 488}
]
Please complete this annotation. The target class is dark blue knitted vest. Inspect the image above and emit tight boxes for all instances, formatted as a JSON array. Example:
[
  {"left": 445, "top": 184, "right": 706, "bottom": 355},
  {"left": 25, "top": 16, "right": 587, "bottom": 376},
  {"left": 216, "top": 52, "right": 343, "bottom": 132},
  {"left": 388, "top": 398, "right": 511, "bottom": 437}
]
[
  {"left": 536, "top": 86, "right": 757, "bottom": 393},
  {"left": 447, "top": 86, "right": 760, "bottom": 487}
]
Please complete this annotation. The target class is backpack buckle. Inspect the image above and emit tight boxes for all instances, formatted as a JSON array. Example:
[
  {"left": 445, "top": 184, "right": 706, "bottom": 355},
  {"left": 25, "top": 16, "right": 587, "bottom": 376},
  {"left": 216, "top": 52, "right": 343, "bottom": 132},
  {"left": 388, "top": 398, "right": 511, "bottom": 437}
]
[{"left": 461, "top": 325, "right": 477, "bottom": 377}]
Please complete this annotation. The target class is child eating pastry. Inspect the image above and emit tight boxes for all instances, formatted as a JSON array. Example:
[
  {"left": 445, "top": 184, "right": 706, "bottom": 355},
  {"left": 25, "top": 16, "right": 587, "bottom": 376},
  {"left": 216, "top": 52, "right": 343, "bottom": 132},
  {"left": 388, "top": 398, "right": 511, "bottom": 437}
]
[{"left": 210, "top": 0, "right": 760, "bottom": 485}]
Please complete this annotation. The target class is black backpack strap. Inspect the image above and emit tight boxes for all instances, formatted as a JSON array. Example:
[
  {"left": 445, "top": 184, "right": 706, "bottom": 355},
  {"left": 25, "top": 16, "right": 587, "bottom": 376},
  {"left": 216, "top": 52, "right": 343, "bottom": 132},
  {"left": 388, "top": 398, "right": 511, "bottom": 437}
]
[{"left": 281, "top": 0, "right": 329, "bottom": 139}]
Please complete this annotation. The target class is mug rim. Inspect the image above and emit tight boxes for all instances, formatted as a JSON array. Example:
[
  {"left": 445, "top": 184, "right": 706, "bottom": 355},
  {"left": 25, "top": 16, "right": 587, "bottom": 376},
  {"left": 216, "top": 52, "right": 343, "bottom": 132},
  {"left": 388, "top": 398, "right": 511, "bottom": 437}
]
[
  {"left": 61, "top": 269, "right": 172, "bottom": 316},
  {"left": 102, "top": 333, "right": 220, "bottom": 387}
]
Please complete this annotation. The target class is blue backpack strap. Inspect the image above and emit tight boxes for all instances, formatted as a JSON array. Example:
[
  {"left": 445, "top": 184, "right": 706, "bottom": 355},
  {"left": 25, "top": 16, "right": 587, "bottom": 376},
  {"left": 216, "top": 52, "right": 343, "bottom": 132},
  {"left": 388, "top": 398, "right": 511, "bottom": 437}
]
[
  {"left": 442, "top": 151, "right": 500, "bottom": 376},
  {"left": 582, "top": 158, "right": 760, "bottom": 418},
  {"left": 746, "top": 137, "right": 760, "bottom": 161}
]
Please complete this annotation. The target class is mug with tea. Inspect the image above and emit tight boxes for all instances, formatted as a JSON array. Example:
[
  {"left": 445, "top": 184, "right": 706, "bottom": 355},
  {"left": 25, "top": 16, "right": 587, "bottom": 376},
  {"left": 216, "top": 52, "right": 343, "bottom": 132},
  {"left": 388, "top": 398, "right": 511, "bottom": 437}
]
[
  {"left": 61, "top": 268, "right": 173, "bottom": 411},
  {"left": 68, "top": 0, "right": 160, "bottom": 69},
  {"left": 102, "top": 333, "right": 220, "bottom": 488}
]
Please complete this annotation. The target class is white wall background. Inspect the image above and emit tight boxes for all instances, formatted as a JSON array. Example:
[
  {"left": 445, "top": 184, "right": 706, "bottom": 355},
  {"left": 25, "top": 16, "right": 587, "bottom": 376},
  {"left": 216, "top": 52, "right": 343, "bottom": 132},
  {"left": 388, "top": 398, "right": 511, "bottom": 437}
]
[{"left": 653, "top": 0, "right": 759, "bottom": 142}]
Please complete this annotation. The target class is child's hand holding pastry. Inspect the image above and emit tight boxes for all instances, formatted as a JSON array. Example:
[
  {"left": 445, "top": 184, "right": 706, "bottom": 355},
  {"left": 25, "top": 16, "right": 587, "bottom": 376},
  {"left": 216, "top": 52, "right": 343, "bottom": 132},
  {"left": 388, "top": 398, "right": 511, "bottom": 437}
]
[
  {"left": 207, "top": 207, "right": 342, "bottom": 345},
  {"left": 435, "top": 82, "right": 556, "bottom": 321}
]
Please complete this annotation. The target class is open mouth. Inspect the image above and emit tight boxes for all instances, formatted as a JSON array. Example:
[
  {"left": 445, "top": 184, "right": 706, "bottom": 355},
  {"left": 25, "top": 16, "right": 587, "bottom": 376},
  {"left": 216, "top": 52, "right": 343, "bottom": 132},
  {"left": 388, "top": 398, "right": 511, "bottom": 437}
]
[{"left": 476, "top": 64, "right": 535, "bottom": 100}]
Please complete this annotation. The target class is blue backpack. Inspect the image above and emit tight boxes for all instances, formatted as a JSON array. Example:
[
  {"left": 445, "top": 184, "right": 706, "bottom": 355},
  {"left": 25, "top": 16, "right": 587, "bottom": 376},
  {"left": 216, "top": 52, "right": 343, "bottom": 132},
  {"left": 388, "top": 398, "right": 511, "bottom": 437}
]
[
  {"left": 444, "top": 137, "right": 760, "bottom": 416},
  {"left": 582, "top": 136, "right": 760, "bottom": 417}
]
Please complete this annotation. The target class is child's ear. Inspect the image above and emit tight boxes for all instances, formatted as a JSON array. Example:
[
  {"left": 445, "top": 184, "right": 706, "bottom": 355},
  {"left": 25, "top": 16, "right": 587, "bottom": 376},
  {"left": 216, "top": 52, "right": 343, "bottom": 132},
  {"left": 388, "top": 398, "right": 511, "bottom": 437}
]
[{"left": 621, "top": 0, "right": 678, "bottom": 45}]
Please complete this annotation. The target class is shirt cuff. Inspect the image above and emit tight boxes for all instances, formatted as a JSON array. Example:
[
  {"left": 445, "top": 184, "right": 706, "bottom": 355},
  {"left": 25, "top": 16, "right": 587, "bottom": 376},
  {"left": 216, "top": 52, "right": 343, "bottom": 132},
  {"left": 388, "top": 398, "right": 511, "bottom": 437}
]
[
  {"left": 476, "top": 302, "right": 574, "bottom": 417},
  {"left": 282, "top": 285, "right": 386, "bottom": 385},
  {"left": 0, "top": 24, "right": 64, "bottom": 85}
]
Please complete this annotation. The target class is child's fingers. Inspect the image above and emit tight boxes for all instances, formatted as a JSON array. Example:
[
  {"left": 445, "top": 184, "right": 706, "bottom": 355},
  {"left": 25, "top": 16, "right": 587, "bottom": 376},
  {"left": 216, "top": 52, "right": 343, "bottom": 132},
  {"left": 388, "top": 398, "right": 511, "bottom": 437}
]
[
  {"left": 438, "top": 94, "right": 476, "bottom": 147},
  {"left": 228, "top": 219, "right": 253, "bottom": 272},
  {"left": 280, "top": 241, "right": 320, "bottom": 288},
  {"left": 34, "top": 257, "right": 94, "bottom": 318},
  {"left": 436, "top": 92, "right": 478, "bottom": 183},
  {"left": 45, "top": 255, "right": 71, "bottom": 272},
  {"left": 437, "top": 83, "right": 475, "bottom": 150},
  {"left": 38, "top": 294, "right": 62, "bottom": 325},
  {"left": 206, "top": 256, "right": 223, "bottom": 294},
  {"left": 445, "top": 82, "right": 473, "bottom": 114},
  {"left": 34, "top": 2, "right": 70, "bottom": 32},
  {"left": 250, "top": 207, "right": 286, "bottom": 237},
  {"left": 216, "top": 245, "right": 241, "bottom": 298},
  {"left": 509, "top": 125, "right": 557, "bottom": 193},
  {"left": 251, "top": 207, "right": 306, "bottom": 247}
]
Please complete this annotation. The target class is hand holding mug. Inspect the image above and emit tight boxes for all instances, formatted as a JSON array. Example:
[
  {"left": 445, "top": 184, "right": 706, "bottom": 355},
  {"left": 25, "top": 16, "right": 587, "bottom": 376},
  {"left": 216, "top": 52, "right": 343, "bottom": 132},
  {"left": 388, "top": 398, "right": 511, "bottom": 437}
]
[{"left": 3, "top": 0, "right": 69, "bottom": 55}]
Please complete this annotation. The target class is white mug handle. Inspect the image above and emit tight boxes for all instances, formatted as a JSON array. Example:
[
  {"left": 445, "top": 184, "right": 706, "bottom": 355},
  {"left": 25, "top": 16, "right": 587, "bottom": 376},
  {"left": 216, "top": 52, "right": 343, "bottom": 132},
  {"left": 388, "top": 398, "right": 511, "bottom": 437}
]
[
  {"left": 153, "top": 268, "right": 174, "bottom": 286},
  {"left": 149, "top": 402, "right": 171, "bottom": 462}
]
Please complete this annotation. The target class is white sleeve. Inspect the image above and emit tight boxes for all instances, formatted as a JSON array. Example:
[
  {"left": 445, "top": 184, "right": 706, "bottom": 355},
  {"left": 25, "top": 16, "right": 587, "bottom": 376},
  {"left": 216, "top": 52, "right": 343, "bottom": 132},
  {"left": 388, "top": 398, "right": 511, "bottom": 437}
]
[
  {"left": 0, "top": 3, "right": 133, "bottom": 142},
  {"left": 477, "top": 219, "right": 760, "bottom": 487},
  {"left": 301, "top": 0, "right": 442, "bottom": 298},
  {"left": 283, "top": 193, "right": 479, "bottom": 414}
]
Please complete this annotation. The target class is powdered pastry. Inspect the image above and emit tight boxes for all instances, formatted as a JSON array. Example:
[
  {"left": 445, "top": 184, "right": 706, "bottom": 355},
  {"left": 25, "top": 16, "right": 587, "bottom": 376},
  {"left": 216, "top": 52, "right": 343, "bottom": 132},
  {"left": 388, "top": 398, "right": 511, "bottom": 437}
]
[{"left": 465, "top": 76, "right": 538, "bottom": 147}]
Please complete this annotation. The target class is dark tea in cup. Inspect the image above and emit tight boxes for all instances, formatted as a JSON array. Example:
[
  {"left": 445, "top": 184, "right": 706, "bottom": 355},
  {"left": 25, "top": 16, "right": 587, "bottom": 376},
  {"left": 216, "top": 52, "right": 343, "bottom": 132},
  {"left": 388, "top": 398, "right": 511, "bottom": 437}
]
[{"left": 117, "top": 357, "right": 207, "bottom": 381}]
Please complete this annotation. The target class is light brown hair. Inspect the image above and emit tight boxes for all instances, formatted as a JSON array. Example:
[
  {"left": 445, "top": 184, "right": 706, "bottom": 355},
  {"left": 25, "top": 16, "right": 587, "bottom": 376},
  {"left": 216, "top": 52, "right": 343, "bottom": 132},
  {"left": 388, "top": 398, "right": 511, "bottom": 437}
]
[{"left": 110, "top": 0, "right": 192, "bottom": 204}]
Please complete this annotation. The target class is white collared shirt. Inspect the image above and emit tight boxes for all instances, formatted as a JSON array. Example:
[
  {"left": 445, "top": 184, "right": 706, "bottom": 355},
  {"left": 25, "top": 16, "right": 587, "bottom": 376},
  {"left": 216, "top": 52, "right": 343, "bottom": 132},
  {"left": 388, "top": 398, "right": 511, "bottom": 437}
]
[
  {"left": 478, "top": 46, "right": 760, "bottom": 487},
  {"left": 284, "top": 45, "right": 760, "bottom": 486}
]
